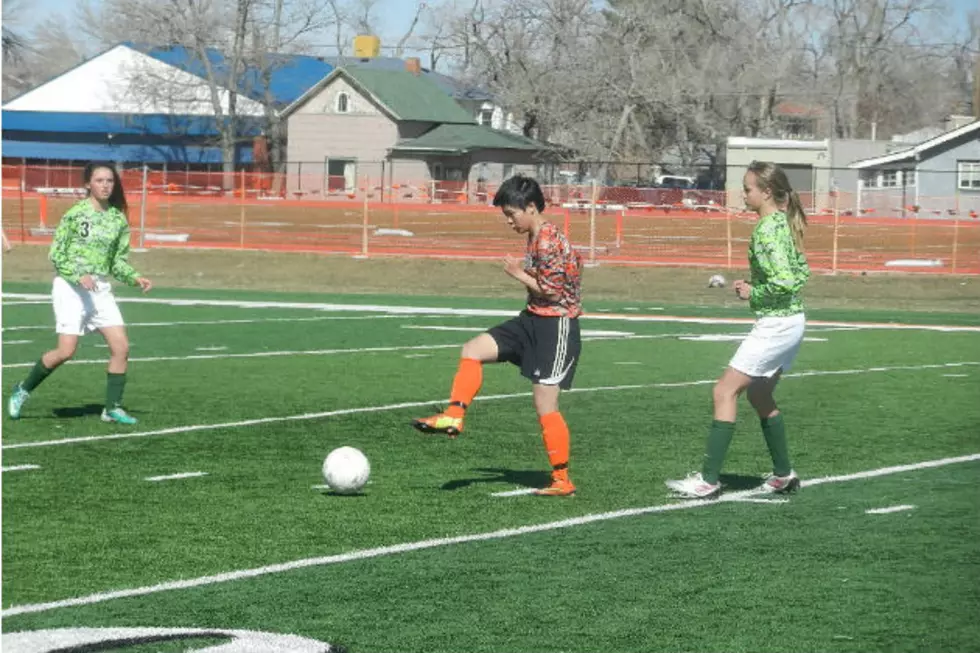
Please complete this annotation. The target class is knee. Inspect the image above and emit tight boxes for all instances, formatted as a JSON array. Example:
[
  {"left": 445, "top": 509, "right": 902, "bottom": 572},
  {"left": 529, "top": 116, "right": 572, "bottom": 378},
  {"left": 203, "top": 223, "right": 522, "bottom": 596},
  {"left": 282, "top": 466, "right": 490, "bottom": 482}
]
[
  {"left": 712, "top": 381, "right": 739, "bottom": 405},
  {"left": 110, "top": 340, "right": 130, "bottom": 359},
  {"left": 460, "top": 341, "right": 479, "bottom": 359}
]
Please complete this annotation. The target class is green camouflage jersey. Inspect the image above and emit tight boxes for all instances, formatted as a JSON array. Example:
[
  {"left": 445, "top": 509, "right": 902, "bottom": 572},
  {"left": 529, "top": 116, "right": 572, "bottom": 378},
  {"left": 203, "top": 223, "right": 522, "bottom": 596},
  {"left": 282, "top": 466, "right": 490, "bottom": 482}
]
[
  {"left": 49, "top": 200, "right": 140, "bottom": 286},
  {"left": 748, "top": 210, "right": 810, "bottom": 317}
]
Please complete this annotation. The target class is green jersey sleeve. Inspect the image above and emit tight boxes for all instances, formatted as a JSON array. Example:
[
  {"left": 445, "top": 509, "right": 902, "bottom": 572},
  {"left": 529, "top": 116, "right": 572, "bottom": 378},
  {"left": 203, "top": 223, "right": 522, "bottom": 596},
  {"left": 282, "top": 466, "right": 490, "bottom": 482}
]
[{"left": 110, "top": 222, "right": 140, "bottom": 285}]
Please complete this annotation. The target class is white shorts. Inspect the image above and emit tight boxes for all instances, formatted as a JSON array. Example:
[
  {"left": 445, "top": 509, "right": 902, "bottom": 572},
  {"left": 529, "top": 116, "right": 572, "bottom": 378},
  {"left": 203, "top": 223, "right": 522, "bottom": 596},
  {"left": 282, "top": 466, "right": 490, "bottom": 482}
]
[
  {"left": 52, "top": 276, "right": 125, "bottom": 336},
  {"left": 729, "top": 313, "right": 805, "bottom": 378}
]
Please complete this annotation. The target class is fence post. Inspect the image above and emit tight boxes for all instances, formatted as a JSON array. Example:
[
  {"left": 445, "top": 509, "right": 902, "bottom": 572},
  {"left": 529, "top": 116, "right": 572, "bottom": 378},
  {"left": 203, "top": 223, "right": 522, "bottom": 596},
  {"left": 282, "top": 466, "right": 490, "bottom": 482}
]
[
  {"left": 356, "top": 176, "right": 370, "bottom": 258},
  {"left": 18, "top": 173, "right": 26, "bottom": 244},
  {"left": 588, "top": 179, "right": 598, "bottom": 267},
  {"left": 138, "top": 164, "right": 148, "bottom": 250},
  {"left": 563, "top": 207, "right": 571, "bottom": 238},
  {"left": 951, "top": 218, "right": 960, "bottom": 274},
  {"left": 725, "top": 206, "right": 733, "bottom": 269},
  {"left": 831, "top": 190, "right": 840, "bottom": 274},
  {"left": 239, "top": 168, "right": 246, "bottom": 248},
  {"left": 616, "top": 208, "right": 623, "bottom": 250}
]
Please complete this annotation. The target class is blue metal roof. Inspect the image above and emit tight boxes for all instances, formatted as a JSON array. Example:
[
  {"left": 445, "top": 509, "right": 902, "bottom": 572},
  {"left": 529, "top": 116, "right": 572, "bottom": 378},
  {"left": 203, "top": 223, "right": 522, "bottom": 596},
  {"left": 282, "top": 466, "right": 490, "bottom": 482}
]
[
  {"left": 2, "top": 110, "right": 264, "bottom": 136},
  {"left": 1, "top": 140, "right": 254, "bottom": 164},
  {"left": 129, "top": 43, "right": 335, "bottom": 107}
]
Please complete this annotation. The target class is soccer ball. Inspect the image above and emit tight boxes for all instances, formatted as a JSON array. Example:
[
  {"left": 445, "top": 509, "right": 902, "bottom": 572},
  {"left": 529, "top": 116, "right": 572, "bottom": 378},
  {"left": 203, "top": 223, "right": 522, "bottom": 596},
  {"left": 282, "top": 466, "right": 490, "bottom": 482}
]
[
  {"left": 322, "top": 446, "right": 371, "bottom": 494},
  {"left": 707, "top": 274, "right": 726, "bottom": 288}
]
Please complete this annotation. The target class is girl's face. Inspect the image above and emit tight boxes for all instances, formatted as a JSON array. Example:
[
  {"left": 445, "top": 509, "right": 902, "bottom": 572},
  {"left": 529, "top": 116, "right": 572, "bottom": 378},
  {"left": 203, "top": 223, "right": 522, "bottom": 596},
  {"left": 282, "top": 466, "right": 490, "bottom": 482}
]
[
  {"left": 500, "top": 204, "right": 538, "bottom": 234},
  {"left": 742, "top": 171, "right": 771, "bottom": 212},
  {"left": 87, "top": 167, "right": 115, "bottom": 202}
]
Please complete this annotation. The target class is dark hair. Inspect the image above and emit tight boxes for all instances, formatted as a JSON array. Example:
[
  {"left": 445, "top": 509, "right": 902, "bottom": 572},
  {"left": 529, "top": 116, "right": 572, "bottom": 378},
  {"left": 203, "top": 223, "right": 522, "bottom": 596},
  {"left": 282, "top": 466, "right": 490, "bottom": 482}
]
[
  {"left": 493, "top": 174, "right": 545, "bottom": 213},
  {"left": 746, "top": 160, "right": 806, "bottom": 251},
  {"left": 83, "top": 162, "right": 128, "bottom": 216}
]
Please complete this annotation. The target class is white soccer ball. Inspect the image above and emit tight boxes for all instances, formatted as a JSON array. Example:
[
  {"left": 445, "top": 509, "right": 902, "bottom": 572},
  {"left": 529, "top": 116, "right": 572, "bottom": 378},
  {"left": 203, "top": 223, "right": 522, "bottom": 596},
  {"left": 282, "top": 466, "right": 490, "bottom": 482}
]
[
  {"left": 322, "top": 446, "right": 371, "bottom": 494},
  {"left": 707, "top": 274, "right": 726, "bottom": 288}
]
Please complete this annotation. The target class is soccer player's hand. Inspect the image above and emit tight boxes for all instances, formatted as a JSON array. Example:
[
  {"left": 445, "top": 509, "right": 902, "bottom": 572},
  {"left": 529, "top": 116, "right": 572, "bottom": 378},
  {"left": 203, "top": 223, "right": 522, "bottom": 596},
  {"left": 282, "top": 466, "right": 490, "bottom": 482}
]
[
  {"left": 79, "top": 275, "right": 97, "bottom": 291},
  {"left": 503, "top": 255, "right": 524, "bottom": 277},
  {"left": 136, "top": 277, "right": 153, "bottom": 293}
]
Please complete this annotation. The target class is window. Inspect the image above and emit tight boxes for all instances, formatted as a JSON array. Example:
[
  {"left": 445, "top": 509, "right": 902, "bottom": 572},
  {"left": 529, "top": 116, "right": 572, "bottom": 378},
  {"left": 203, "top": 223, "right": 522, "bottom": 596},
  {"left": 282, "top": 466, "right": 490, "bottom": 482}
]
[
  {"left": 881, "top": 170, "right": 898, "bottom": 188},
  {"left": 958, "top": 161, "right": 980, "bottom": 190},
  {"left": 902, "top": 169, "right": 916, "bottom": 186},
  {"left": 336, "top": 92, "right": 350, "bottom": 114},
  {"left": 478, "top": 108, "right": 494, "bottom": 126},
  {"left": 860, "top": 171, "right": 878, "bottom": 188},
  {"left": 502, "top": 164, "right": 515, "bottom": 180},
  {"left": 326, "top": 158, "right": 356, "bottom": 191}
]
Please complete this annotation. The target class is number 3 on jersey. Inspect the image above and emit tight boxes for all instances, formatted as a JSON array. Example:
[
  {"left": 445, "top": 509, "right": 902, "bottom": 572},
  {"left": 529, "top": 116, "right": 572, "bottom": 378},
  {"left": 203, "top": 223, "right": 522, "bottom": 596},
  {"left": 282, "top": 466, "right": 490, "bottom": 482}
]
[{"left": 79, "top": 220, "right": 91, "bottom": 238}]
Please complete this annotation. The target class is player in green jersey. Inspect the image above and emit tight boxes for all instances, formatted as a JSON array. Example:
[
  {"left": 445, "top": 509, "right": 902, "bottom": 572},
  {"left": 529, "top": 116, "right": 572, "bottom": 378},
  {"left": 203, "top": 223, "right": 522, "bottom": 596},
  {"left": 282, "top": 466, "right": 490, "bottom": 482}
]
[
  {"left": 8, "top": 163, "right": 153, "bottom": 425},
  {"left": 667, "top": 161, "right": 810, "bottom": 498}
]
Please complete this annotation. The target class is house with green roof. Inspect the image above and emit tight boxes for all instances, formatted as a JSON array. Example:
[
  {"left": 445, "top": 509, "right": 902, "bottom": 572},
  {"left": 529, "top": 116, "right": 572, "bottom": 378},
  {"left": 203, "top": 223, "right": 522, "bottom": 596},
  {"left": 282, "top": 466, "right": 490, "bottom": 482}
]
[{"left": 281, "top": 61, "right": 557, "bottom": 201}]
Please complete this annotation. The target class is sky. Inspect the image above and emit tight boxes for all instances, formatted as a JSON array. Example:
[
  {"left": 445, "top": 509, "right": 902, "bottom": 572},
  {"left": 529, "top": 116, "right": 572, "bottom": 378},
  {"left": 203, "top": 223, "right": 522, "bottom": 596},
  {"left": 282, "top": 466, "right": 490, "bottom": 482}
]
[{"left": 11, "top": 0, "right": 979, "bottom": 51}]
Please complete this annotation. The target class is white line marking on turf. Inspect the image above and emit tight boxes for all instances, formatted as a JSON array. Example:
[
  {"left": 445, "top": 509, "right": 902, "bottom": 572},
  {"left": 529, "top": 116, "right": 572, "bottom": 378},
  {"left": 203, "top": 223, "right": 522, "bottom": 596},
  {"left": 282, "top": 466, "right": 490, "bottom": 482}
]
[
  {"left": 195, "top": 346, "right": 228, "bottom": 352},
  {"left": 4, "top": 361, "right": 977, "bottom": 451},
  {"left": 4, "top": 453, "right": 977, "bottom": 617},
  {"left": 944, "top": 373, "right": 969, "bottom": 378},
  {"left": 1, "top": 314, "right": 471, "bottom": 332},
  {"left": 1, "top": 343, "right": 463, "bottom": 369},
  {"left": 3, "top": 340, "right": 33, "bottom": 345},
  {"left": 728, "top": 497, "right": 789, "bottom": 504},
  {"left": 678, "top": 335, "right": 828, "bottom": 343},
  {"left": 491, "top": 488, "right": 538, "bottom": 497},
  {"left": 145, "top": 472, "right": 209, "bottom": 482},
  {"left": 402, "top": 325, "right": 636, "bottom": 338},
  {"left": 403, "top": 354, "right": 431, "bottom": 359},
  {"left": 865, "top": 504, "right": 916, "bottom": 514},
  {"left": 1, "top": 464, "right": 40, "bottom": 473},
  {"left": 4, "top": 294, "right": 979, "bottom": 331},
  {"left": 0, "top": 301, "right": 49, "bottom": 305}
]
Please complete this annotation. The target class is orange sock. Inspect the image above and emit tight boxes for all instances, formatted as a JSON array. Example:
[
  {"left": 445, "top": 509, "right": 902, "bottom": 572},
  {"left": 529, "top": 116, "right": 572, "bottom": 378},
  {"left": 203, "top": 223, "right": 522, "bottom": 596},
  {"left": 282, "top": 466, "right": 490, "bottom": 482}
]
[
  {"left": 446, "top": 358, "right": 483, "bottom": 418},
  {"left": 539, "top": 411, "right": 570, "bottom": 481}
]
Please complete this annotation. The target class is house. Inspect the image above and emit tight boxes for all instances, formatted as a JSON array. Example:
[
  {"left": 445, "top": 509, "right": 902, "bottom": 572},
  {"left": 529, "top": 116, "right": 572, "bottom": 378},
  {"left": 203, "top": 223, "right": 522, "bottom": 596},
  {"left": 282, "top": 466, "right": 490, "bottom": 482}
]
[
  {"left": 280, "top": 61, "right": 557, "bottom": 201},
  {"left": 1, "top": 42, "right": 333, "bottom": 166},
  {"left": 726, "top": 136, "right": 897, "bottom": 213},
  {"left": 848, "top": 118, "right": 980, "bottom": 217}
]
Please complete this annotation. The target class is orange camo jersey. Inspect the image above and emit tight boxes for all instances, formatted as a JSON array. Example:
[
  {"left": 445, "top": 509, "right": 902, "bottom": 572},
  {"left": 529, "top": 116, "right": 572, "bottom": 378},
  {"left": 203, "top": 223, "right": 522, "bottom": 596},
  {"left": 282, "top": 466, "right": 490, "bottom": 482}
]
[{"left": 524, "top": 222, "right": 582, "bottom": 318}]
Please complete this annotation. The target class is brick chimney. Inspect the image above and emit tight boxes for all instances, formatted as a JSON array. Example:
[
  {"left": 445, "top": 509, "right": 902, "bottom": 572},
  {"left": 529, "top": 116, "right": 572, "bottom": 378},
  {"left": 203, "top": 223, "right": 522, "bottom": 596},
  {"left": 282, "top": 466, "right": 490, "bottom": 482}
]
[{"left": 405, "top": 57, "right": 422, "bottom": 76}]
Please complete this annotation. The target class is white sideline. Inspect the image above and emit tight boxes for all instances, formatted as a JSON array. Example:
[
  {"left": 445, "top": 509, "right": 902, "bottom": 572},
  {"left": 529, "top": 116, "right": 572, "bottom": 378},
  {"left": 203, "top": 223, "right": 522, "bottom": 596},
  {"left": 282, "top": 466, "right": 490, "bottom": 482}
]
[
  {"left": 2, "top": 314, "right": 471, "bottom": 332},
  {"left": 1, "top": 343, "right": 464, "bottom": 369},
  {"left": 4, "top": 293, "right": 980, "bottom": 332},
  {"left": 3, "top": 361, "right": 977, "bottom": 451},
  {"left": 0, "top": 332, "right": 755, "bottom": 368},
  {"left": 3, "top": 452, "right": 978, "bottom": 618},
  {"left": 144, "top": 472, "right": 209, "bottom": 482}
]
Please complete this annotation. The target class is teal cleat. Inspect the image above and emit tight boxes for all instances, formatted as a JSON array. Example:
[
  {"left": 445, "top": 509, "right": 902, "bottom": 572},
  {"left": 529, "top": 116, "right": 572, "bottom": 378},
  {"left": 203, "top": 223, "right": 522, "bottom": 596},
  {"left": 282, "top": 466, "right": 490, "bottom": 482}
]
[
  {"left": 101, "top": 407, "right": 138, "bottom": 425},
  {"left": 7, "top": 384, "right": 29, "bottom": 419}
]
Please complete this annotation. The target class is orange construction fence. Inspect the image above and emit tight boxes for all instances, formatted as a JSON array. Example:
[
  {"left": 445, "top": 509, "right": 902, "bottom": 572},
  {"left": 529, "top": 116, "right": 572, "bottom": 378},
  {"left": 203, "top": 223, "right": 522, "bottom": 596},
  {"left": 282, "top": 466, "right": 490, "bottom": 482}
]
[{"left": 2, "top": 167, "right": 978, "bottom": 274}]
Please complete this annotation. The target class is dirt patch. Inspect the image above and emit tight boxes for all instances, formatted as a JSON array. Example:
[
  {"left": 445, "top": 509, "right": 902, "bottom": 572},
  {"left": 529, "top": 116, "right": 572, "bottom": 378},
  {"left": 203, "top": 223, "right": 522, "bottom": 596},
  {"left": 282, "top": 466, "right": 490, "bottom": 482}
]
[{"left": 4, "top": 245, "right": 978, "bottom": 313}]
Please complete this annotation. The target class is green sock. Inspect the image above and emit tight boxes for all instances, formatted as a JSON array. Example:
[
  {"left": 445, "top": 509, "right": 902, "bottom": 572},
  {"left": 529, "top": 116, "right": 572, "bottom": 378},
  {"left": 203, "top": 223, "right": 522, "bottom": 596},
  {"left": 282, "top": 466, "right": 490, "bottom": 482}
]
[
  {"left": 701, "top": 420, "right": 736, "bottom": 485},
  {"left": 761, "top": 413, "right": 792, "bottom": 477},
  {"left": 22, "top": 359, "right": 54, "bottom": 392},
  {"left": 106, "top": 372, "right": 127, "bottom": 410}
]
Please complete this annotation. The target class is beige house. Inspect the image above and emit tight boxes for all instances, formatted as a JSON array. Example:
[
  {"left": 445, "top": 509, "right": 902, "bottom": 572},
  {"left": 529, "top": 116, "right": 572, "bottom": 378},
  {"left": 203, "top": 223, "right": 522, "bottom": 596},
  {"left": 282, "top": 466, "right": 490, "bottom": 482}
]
[{"left": 282, "top": 62, "right": 556, "bottom": 201}]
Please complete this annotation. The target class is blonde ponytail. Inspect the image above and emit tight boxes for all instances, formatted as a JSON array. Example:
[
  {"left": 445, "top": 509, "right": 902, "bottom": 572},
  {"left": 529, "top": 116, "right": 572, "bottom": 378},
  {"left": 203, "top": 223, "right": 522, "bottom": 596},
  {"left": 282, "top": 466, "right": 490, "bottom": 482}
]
[{"left": 785, "top": 190, "right": 807, "bottom": 252}]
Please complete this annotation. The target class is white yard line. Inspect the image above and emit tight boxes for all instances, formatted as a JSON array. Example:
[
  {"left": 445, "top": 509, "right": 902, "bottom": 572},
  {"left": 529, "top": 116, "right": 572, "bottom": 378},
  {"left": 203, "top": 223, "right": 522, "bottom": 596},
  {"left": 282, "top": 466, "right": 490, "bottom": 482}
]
[
  {"left": 1, "top": 343, "right": 463, "bottom": 369},
  {"left": 3, "top": 452, "right": 977, "bottom": 618},
  {"left": 4, "top": 294, "right": 979, "bottom": 332},
  {"left": 4, "top": 361, "right": 977, "bottom": 451},
  {"left": 865, "top": 504, "right": 916, "bottom": 515},
  {"left": 145, "top": 472, "right": 209, "bottom": 482},
  {"left": 2, "top": 314, "right": 470, "bottom": 332},
  {"left": 1, "top": 464, "right": 40, "bottom": 473}
]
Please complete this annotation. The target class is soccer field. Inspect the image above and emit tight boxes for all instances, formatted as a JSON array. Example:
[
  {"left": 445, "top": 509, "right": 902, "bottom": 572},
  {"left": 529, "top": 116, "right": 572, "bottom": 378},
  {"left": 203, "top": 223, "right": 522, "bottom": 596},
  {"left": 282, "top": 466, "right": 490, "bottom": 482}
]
[{"left": 2, "top": 283, "right": 979, "bottom": 653}]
